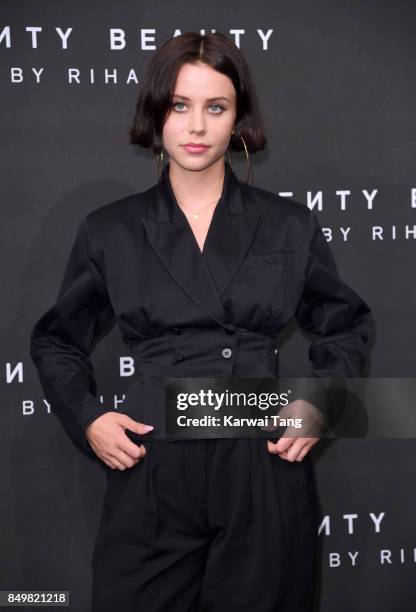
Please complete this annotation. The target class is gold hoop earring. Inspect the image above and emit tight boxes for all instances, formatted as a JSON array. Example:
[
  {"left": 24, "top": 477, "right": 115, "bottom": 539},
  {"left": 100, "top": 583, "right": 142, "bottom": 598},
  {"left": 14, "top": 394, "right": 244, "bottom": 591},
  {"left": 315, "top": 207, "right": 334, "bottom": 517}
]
[
  {"left": 156, "top": 149, "right": 164, "bottom": 181},
  {"left": 227, "top": 135, "right": 251, "bottom": 184}
]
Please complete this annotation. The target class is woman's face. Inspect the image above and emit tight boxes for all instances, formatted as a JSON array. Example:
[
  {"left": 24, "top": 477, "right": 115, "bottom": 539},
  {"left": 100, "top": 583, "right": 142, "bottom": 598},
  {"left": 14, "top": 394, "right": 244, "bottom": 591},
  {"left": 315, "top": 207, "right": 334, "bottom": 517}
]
[{"left": 162, "top": 61, "right": 237, "bottom": 172}]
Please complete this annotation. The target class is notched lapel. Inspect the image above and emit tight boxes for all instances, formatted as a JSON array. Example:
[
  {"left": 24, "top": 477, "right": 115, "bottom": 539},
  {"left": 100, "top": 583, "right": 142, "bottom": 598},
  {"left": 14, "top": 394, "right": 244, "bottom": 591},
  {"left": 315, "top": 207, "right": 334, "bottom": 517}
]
[
  {"left": 142, "top": 161, "right": 261, "bottom": 326},
  {"left": 203, "top": 194, "right": 261, "bottom": 296}
]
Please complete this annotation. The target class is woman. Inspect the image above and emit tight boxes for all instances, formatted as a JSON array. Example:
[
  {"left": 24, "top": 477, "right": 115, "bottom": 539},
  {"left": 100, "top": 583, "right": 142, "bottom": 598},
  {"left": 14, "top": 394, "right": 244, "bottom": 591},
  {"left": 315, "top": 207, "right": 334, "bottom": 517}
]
[{"left": 30, "top": 32, "right": 374, "bottom": 611}]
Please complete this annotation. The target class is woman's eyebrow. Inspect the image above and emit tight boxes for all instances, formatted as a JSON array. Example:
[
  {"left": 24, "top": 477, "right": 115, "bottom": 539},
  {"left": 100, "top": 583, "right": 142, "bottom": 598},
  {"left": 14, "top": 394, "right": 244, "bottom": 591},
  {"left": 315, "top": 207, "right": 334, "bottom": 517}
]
[{"left": 172, "top": 94, "right": 230, "bottom": 102}]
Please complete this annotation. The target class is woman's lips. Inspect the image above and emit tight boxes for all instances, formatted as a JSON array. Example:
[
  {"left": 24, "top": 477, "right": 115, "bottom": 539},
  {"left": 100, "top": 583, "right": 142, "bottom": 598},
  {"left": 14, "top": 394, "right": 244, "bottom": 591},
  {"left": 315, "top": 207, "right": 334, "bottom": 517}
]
[{"left": 182, "top": 144, "right": 210, "bottom": 154}]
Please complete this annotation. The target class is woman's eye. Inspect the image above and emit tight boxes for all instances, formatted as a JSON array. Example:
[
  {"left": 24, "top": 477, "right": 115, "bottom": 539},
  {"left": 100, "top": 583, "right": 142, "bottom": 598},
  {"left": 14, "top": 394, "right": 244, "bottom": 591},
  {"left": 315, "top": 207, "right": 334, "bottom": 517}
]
[
  {"left": 173, "top": 102, "right": 186, "bottom": 111},
  {"left": 209, "top": 104, "right": 224, "bottom": 114}
]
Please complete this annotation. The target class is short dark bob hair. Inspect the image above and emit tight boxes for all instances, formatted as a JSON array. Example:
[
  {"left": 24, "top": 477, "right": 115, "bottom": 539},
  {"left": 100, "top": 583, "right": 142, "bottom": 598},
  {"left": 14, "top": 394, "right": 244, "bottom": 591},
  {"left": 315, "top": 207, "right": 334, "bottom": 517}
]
[{"left": 129, "top": 31, "right": 267, "bottom": 155}]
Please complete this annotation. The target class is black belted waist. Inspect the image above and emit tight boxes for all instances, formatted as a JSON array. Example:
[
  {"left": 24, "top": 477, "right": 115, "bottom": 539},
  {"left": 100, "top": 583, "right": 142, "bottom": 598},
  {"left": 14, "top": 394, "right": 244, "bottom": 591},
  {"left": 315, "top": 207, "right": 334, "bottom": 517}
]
[{"left": 122, "top": 326, "right": 282, "bottom": 442}]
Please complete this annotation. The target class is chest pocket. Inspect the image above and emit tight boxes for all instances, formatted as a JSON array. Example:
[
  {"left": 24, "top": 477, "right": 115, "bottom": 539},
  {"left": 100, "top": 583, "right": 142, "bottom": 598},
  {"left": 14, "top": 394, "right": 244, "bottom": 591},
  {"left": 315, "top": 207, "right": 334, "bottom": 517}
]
[{"left": 243, "top": 248, "right": 296, "bottom": 270}]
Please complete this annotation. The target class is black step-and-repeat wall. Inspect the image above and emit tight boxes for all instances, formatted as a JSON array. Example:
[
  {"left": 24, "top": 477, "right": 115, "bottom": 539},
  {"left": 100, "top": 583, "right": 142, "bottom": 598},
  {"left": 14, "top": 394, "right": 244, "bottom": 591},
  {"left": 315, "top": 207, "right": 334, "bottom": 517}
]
[{"left": 1, "top": 2, "right": 415, "bottom": 611}]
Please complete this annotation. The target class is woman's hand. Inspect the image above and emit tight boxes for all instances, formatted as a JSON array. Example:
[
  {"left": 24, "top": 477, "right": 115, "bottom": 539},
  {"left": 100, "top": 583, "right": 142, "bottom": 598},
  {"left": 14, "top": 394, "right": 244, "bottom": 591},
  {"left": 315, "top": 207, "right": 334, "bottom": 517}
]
[
  {"left": 267, "top": 436, "right": 320, "bottom": 462},
  {"left": 267, "top": 398, "right": 325, "bottom": 461},
  {"left": 86, "top": 412, "right": 154, "bottom": 470}
]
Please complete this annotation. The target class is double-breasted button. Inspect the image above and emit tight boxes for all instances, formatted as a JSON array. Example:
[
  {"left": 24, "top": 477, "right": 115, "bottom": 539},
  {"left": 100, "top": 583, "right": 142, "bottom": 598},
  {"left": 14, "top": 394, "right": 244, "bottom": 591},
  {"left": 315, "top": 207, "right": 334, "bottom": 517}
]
[
  {"left": 173, "top": 349, "right": 184, "bottom": 361},
  {"left": 171, "top": 327, "right": 182, "bottom": 335},
  {"left": 221, "top": 347, "right": 233, "bottom": 359},
  {"left": 266, "top": 254, "right": 277, "bottom": 264}
]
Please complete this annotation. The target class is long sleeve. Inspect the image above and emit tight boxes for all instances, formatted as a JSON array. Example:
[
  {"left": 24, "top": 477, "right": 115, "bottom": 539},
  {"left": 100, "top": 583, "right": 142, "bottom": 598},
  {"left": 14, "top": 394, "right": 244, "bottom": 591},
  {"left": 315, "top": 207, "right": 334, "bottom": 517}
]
[
  {"left": 30, "top": 216, "right": 116, "bottom": 458},
  {"left": 292, "top": 211, "right": 376, "bottom": 432}
]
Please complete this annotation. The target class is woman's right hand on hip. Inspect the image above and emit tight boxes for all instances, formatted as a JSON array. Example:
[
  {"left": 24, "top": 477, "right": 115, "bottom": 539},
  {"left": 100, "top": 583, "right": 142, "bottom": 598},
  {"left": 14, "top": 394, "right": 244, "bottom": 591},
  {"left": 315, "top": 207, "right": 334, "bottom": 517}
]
[{"left": 86, "top": 412, "right": 154, "bottom": 470}]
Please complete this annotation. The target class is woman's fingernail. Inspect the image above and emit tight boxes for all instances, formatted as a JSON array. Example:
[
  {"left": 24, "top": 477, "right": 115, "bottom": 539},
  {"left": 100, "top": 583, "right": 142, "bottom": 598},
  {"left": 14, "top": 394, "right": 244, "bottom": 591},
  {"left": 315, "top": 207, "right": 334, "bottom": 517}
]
[{"left": 144, "top": 425, "right": 154, "bottom": 431}]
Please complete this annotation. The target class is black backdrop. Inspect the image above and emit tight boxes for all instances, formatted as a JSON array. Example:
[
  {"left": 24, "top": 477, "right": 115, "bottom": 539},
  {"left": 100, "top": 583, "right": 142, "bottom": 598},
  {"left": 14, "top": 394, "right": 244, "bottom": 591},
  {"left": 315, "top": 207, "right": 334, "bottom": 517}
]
[{"left": 1, "top": 1, "right": 415, "bottom": 611}]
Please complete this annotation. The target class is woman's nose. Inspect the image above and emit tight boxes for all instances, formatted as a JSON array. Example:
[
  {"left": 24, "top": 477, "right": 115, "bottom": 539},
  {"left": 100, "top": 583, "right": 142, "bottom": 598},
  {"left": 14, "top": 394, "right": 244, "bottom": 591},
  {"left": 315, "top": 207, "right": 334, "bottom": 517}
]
[{"left": 188, "top": 110, "right": 206, "bottom": 133}]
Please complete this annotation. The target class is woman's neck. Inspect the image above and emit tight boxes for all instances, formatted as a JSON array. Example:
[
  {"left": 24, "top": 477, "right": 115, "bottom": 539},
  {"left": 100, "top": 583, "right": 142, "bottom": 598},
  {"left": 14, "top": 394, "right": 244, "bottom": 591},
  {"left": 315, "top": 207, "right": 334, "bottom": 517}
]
[{"left": 168, "top": 158, "right": 225, "bottom": 209}]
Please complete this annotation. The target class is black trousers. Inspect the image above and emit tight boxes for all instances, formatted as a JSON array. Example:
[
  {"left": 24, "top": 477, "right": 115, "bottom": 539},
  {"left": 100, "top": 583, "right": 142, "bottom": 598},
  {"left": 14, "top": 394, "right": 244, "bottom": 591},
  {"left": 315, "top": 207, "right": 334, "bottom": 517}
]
[{"left": 91, "top": 438, "right": 319, "bottom": 611}]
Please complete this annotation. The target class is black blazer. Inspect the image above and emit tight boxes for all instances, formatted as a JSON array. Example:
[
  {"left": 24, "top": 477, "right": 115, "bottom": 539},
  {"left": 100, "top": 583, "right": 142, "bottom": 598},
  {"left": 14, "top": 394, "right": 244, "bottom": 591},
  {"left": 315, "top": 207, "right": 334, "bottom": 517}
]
[{"left": 30, "top": 161, "right": 375, "bottom": 459}]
